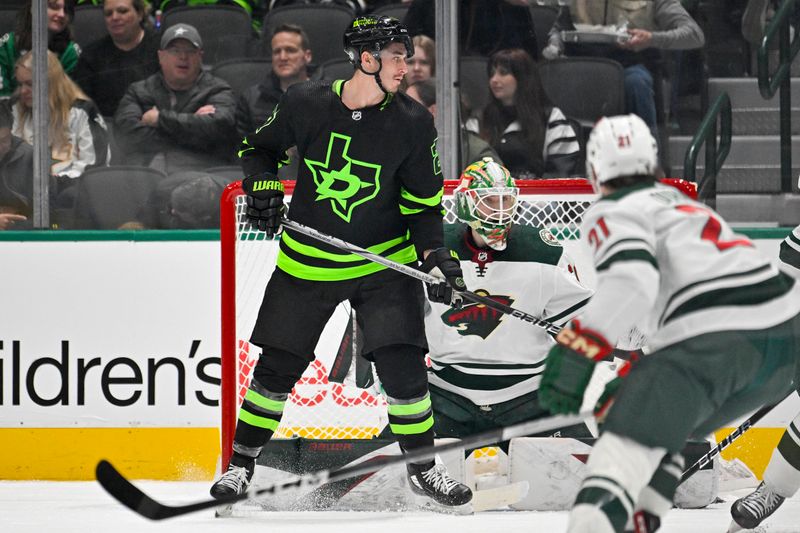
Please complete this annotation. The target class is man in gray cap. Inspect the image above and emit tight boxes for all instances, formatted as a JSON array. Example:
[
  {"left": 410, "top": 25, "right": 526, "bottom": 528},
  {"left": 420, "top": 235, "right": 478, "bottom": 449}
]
[{"left": 114, "top": 23, "right": 237, "bottom": 174}]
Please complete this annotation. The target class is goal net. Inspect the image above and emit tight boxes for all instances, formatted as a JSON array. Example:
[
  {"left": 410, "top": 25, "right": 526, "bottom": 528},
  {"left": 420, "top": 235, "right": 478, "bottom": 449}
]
[{"left": 220, "top": 178, "right": 598, "bottom": 468}]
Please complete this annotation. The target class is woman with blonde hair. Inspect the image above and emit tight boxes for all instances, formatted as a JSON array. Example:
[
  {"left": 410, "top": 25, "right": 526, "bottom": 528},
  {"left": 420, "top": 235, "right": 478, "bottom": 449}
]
[{"left": 11, "top": 50, "right": 109, "bottom": 185}]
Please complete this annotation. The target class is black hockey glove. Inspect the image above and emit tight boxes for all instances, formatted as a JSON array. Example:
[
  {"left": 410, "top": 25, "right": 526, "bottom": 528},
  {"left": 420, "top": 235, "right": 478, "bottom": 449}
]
[
  {"left": 242, "top": 173, "right": 285, "bottom": 237},
  {"left": 419, "top": 247, "right": 467, "bottom": 307}
]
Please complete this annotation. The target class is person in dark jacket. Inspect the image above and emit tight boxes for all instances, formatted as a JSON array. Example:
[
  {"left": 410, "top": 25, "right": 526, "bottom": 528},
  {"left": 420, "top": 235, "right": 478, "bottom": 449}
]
[
  {"left": 73, "top": 0, "right": 160, "bottom": 117},
  {"left": 235, "top": 23, "right": 313, "bottom": 139},
  {"left": 114, "top": 23, "right": 237, "bottom": 173},
  {"left": 0, "top": 103, "right": 33, "bottom": 230}
]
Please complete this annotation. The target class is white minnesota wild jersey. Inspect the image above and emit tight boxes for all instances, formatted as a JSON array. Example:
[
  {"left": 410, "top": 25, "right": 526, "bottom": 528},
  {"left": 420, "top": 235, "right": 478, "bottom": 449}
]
[
  {"left": 579, "top": 183, "right": 800, "bottom": 351},
  {"left": 424, "top": 224, "right": 593, "bottom": 405}
]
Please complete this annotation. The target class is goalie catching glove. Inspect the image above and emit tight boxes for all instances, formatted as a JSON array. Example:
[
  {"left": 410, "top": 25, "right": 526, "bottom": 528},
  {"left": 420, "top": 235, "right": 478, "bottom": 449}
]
[
  {"left": 242, "top": 173, "right": 285, "bottom": 237},
  {"left": 539, "top": 320, "right": 614, "bottom": 415},
  {"left": 419, "top": 247, "right": 467, "bottom": 307}
]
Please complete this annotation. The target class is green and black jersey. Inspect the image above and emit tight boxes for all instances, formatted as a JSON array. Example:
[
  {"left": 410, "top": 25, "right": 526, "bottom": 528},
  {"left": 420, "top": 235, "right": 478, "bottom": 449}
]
[{"left": 239, "top": 79, "right": 444, "bottom": 281}]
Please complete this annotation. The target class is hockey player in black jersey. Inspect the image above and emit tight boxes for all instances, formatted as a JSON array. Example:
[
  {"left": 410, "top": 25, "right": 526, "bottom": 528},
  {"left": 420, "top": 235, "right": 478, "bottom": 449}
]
[{"left": 210, "top": 16, "right": 472, "bottom": 510}]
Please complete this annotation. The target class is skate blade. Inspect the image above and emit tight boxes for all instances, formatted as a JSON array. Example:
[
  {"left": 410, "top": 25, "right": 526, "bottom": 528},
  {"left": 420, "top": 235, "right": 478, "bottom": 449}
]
[
  {"left": 726, "top": 519, "right": 745, "bottom": 533},
  {"left": 411, "top": 493, "right": 473, "bottom": 515}
]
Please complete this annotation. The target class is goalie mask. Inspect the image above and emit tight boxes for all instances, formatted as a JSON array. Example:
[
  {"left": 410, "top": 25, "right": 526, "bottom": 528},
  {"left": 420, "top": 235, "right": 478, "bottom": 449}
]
[
  {"left": 454, "top": 158, "right": 518, "bottom": 251},
  {"left": 586, "top": 114, "right": 658, "bottom": 187}
]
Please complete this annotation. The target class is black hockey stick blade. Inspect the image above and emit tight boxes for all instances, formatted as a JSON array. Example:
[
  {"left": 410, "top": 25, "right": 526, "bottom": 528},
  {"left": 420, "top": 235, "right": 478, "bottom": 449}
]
[
  {"left": 97, "top": 410, "right": 592, "bottom": 520},
  {"left": 327, "top": 307, "right": 355, "bottom": 384},
  {"left": 679, "top": 401, "right": 779, "bottom": 483}
]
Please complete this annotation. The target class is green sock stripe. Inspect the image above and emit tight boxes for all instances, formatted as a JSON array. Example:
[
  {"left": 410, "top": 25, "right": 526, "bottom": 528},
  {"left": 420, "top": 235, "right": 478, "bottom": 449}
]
[
  {"left": 239, "top": 409, "right": 280, "bottom": 431},
  {"left": 387, "top": 396, "right": 432, "bottom": 416},
  {"left": 390, "top": 414, "right": 434, "bottom": 435},
  {"left": 245, "top": 389, "right": 286, "bottom": 412},
  {"left": 574, "top": 486, "right": 630, "bottom": 532},
  {"left": 777, "top": 423, "right": 800, "bottom": 470}
]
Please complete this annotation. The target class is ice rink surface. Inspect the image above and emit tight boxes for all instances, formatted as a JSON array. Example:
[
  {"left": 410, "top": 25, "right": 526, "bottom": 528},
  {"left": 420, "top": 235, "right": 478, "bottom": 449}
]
[{"left": 2, "top": 481, "right": 799, "bottom": 533}]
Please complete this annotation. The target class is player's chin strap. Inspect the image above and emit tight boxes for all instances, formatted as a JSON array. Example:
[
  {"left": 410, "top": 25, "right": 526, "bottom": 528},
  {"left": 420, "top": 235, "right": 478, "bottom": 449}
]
[
  {"left": 356, "top": 54, "right": 389, "bottom": 95},
  {"left": 279, "top": 217, "right": 562, "bottom": 336}
]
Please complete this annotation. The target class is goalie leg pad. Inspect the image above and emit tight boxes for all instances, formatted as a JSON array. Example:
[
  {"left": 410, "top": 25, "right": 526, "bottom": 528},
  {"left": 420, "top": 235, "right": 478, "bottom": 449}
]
[{"left": 763, "top": 413, "right": 800, "bottom": 497}]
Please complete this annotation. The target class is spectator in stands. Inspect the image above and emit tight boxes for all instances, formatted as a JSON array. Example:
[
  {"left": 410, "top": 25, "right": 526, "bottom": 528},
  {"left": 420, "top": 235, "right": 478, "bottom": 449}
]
[
  {"left": 406, "top": 77, "right": 501, "bottom": 172},
  {"left": 406, "top": 34, "right": 434, "bottom": 85},
  {"left": 543, "top": 0, "right": 705, "bottom": 136},
  {"left": 11, "top": 50, "right": 109, "bottom": 197},
  {"left": 114, "top": 23, "right": 237, "bottom": 174},
  {"left": 0, "top": 102, "right": 33, "bottom": 230},
  {"left": 157, "top": 0, "right": 267, "bottom": 32},
  {"left": 0, "top": 0, "right": 81, "bottom": 98},
  {"left": 478, "top": 48, "right": 581, "bottom": 179},
  {"left": 73, "top": 0, "right": 160, "bottom": 117},
  {"left": 235, "top": 23, "right": 313, "bottom": 139},
  {"left": 403, "top": 0, "right": 538, "bottom": 59}
]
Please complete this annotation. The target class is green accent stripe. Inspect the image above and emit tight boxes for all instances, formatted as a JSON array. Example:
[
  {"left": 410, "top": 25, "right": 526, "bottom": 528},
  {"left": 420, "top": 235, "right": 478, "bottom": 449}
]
[
  {"left": 387, "top": 397, "right": 432, "bottom": 416},
  {"left": 244, "top": 389, "right": 286, "bottom": 413},
  {"left": 431, "top": 366, "right": 537, "bottom": 391},
  {"left": 332, "top": 79, "right": 344, "bottom": 96},
  {"left": 0, "top": 230, "right": 220, "bottom": 241},
  {"left": 597, "top": 249, "right": 658, "bottom": 272},
  {"left": 545, "top": 296, "right": 591, "bottom": 324},
  {"left": 400, "top": 187, "right": 443, "bottom": 206},
  {"left": 399, "top": 205, "right": 425, "bottom": 215},
  {"left": 780, "top": 239, "right": 800, "bottom": 270},
  {"left": 238, "top": 410, "right": 280, "bottom": 431},
  {"left": 282, "top": 231, "right": 411, "bottom": 263},
  {"left": 648, "top": 462, "right": 680, "bottom": 499},
  {"left": 434, "top": 360, "right": 544, "bottom": 370},
  {"left": 276, "top": 244, "right": 417, "bottom": 280},
  {"left": 664, "top": 272, "right": 795, "bottom": 325},
  {"left": 389, "top": 415, "right": 434, "bottom": 435}
]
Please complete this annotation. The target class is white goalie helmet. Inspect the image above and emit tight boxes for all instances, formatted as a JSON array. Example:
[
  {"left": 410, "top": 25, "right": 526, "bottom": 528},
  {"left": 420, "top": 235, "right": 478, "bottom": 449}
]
[
  {"left": 586, "top": 114, "right": 658, "bottom": 186},
  {"left": 454, "top": 158, "right": 519, "bottom": 251}
]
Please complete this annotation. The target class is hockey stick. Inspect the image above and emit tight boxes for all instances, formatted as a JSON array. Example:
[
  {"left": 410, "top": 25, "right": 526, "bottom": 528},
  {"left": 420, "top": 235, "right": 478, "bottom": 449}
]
[
  {"left": 280, "top": 218, "right": 563, "bottom": 336},
  {"left": 680, "top": 401, "right": 779, "bottom": 483},
  {"left": 96, "top": 410, "right": 592, "bottom": 520}
]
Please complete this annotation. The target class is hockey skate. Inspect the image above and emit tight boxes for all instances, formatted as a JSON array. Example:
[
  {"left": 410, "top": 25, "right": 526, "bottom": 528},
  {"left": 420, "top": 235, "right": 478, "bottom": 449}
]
[
  {"left": 210, "top": 459, "right": 255, "bottom": 499},
  {"left": 728, "top": 481, "right": 786, "bottom": 531},
  {"left": 407, "top": 462, "right": 473, "bottom": 513}
]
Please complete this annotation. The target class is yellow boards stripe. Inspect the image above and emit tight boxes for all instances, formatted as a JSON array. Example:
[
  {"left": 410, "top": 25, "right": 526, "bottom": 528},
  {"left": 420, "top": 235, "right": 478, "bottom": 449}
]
[
  {"left": 714, "top": 427, "right": 785, "bottom": 479},
  {"left": 0, "top": 428, "right": 220, "bottom": 480}
]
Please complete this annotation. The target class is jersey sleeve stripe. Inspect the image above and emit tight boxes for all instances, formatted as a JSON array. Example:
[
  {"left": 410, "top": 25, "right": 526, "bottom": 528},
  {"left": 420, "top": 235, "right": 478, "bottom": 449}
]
[
  {"left": 595, "top": 237, "right": 655, "bottom": 267},
  {"left": 545, "top": 296, "right": 592, "bottom": 325},
  {"left": 781, "top": 233, "right": 800, "bottom": 272},
  {"left": 661, "top": 271, "right": 795, "bottom": 326},
  {"left": 400, "top": 186, "right": 443, "bottom": 207},
  {"left": 597, "top": 249, "right": 658, "bottom": 272}
]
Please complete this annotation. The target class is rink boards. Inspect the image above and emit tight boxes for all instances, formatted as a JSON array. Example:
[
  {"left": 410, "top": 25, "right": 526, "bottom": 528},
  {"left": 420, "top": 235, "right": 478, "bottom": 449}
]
[{"left": 0, "top": 228, "right": 796, "bottom": 480}]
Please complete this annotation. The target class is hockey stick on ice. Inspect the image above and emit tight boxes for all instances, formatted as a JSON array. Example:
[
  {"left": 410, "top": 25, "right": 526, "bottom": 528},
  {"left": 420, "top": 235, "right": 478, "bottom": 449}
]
[
  {"left": 96, "top": 410, "right": 592, "bottom": 520},
  {"left": 680, "top": 401, "right": 780, "bottom": 483},
  {"left": 280, "top": 218, "right": 563, "bottom": 336}
]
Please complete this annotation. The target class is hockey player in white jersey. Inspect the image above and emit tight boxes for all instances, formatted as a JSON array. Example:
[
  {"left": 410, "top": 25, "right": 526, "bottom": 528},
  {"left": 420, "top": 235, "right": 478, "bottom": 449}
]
[
  {"left": 424, "top": 158, "right": 595, "bottom": 448},
  {"left": 538, "top": 114, "right": 800, "bottom": 533},
  {"left": 727, "top": 224, "right": 800, "bottom": 532}
]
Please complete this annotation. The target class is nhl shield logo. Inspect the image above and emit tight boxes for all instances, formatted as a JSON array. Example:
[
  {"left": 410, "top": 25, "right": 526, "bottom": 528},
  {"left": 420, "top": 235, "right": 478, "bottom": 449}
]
[{"left": 352, "top": 111, "right": 362, "bottom": 121}]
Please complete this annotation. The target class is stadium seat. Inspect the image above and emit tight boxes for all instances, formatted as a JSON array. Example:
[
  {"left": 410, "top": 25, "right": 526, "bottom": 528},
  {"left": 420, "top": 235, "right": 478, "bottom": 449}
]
[
  {"left": 370, "top": 3, "right": 410, "bottom": 21},
  {"left": 161, "top": 5, "right": 254, "bottom": 66},
  {"left": 211, "top": 57, "right": 272, "bottom": 97},
  {"left": 71, "top": 5, "right": 107, "bottom": 49},
  {"left": 529, "top": 4, "right": 558, "bottom": 59},
  {"left": 72, "top": 166, "right": 165, "bottom": 229},
  {"left": 319, "top": 58, "right": 354, "bottom": 82},
  {"left": 538, "top": 57, "right": 625, "bottom": 131},
  {"left": 459, "top": 55, "right": 490, "bottom": 118},
  {"left": 262, "top": 4, "right": 354, "bottom": 67}
]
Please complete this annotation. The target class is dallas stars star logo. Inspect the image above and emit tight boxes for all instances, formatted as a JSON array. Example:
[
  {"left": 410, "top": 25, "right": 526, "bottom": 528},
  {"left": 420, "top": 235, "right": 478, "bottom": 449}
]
[{"left": 305, "top": 132, "right": 381, "bottom": 222}]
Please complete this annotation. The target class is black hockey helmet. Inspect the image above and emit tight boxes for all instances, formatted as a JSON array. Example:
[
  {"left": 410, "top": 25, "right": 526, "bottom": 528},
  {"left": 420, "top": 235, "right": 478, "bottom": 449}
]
[{"left": 343, "top": 16, "right": 414, "bottom": 66}]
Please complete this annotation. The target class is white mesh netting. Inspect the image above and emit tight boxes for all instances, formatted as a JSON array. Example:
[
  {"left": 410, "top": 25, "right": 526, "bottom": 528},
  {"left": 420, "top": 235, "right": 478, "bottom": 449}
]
[{"left": 220, "top": 180, "right": 597, "bottom": 460}]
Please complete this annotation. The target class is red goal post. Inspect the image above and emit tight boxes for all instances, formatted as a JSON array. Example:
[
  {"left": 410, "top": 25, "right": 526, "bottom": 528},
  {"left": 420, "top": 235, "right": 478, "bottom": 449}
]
[{"left": 219, "top": 178, "right": 695, "bottom": 468}]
